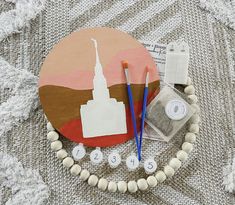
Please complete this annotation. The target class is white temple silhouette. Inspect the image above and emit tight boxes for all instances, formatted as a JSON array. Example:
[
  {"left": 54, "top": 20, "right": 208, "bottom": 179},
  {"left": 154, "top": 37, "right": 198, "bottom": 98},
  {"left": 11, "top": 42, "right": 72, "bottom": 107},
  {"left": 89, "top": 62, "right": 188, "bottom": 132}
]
[{"left": 80, "top": 39, "right": 127, "bottom": 138}]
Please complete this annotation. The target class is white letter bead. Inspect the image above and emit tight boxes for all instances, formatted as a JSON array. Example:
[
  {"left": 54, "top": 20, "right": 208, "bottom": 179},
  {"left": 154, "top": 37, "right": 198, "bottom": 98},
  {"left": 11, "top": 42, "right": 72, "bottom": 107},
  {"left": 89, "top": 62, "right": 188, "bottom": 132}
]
[
  {"left": 108, "top": 181, "right": 117, "bottom": 193},
  {"left": 90, "top": 149, "right": 103, "bottom": 164},
  {"left": 108, "top": 152, "right": 121, "bottom": 168},
  {"left": 62, "top": 157, "right": 74, "bottom": 168},
  {"left": 188, "top": 95, "right": 198, "bottom": 104},
  {"left": 72, "top": 144, "right": 86, "bottom": 161},
  {"left": 169, "top": 158, "right": 182, "bottom": 170},
  {"left": 88, "top": 175, "right": 99, "bottom": 187},
  {"left": 176, "top": 150, "right": 188, "bottom": 161},
  {"left": 164, "top": 165, "right": 175, "bottom": 177},
  {"left": 126, "top": 155, "right": 139, "bottom": 171},
  {"left": 47, "top": 131, "right": 59, "bottom": 141},
  {"left": 117, "top": 181, "right": 127, "bottom": 193},
  {"left": 137, "top": 178, "right": 148, "bottom": 191},
  {"left": 79, "top": 169, "right": 90, "bottom": 181},
  {"left": 56, "top": 149, "right": 68, "bottom": 159},
  {"left": 127, "top": 181, "right": 138, "bottom": 193},
  {"left": 185, "top": 132, "right": 196, "bottom": 143},
  {"left": 147, "top": 176, "right": 158, "bottom": 188},
  {"left": 189, "top": 124, "right": 199, "bottom": 134},
  {"left": 190, "top": 114, "right": 200, "bottom": 124},
  {"left": 70, "top": 164, "right": 81, "bottom": 176},
  {"left": 155, "top": 171, "right": 166, "bottom": 183},
  {"left": 51, "top": 140, "right": 62, "bottom": 151},
  {"left": 47, "top": 122, "right": 55, "bottom": 131},
  {"left": 182, "top": 142, "right": 193, "bottom": 153},
  {"left": 144, "top": 158, "right": 157, "bottom": 174},
  {"left": 184, "top": 85, "right": 195, "bottom": 95},
  {"left": 98, "top": 178, "right": 108, "bottom": 191}
]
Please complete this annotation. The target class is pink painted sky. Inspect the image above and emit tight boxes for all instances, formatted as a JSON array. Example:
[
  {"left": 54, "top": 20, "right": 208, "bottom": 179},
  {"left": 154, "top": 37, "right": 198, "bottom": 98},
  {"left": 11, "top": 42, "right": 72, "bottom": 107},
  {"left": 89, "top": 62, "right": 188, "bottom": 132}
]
[
  {"left": 39, "top": 28, "right": 159, "bottom": 90},
  {"left": 39, "top": 47, "right": 159, "bottom": 89}
]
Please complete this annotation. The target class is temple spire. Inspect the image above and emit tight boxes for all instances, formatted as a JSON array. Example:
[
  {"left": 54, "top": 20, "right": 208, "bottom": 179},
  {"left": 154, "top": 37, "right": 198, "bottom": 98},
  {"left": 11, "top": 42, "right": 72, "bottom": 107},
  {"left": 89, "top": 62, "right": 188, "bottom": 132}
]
[
  {"left": 91, "top": 38, "right": 109, "bottom": 100},
  {"left": 91, "top": 38, "right": 103, "bottom": 76}
]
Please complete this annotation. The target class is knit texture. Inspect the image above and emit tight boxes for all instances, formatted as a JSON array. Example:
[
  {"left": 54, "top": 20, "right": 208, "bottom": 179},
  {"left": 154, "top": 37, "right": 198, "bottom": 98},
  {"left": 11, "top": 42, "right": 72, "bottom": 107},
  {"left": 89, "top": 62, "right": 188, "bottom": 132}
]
[
  {"left": 199, "top": 0, "right": 235, "bottom": 30},
  {"left": 0, "top": 152, "right": 49, "bottom": 205},
  {"left": 0, "top": 0, "right": 235, "bottom": 204}
]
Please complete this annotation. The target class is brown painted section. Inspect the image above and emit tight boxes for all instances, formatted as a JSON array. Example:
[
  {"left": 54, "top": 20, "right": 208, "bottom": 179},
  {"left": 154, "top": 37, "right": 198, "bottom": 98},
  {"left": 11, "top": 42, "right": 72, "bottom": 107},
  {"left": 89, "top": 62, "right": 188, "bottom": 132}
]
[{"left": 39, "top": 81, "right": 159, "bottom": 128}]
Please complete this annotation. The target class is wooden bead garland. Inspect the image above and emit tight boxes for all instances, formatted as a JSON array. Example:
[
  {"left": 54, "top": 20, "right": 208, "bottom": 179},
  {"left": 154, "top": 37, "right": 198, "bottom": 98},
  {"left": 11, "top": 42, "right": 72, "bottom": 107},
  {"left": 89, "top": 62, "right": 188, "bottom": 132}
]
[
  {"left": 155, "top": 171, "right": 166, "bottom": 183},
  {"left": 182, "top": 142, "right": 193, "bottom": 153},
  {"left": 127, "top": 181, "right": 138, "bottom": 193},
  {"left": 47, "top": 131, "right": 59, "bottom": 141},
  {"left": 184, "top": 85, "right": 195, "bottom": 95},
  {"left": 108, "top": 181, "right": 117, "bottom": 192},
  {"left": 169, "top": 158, "right": 182, "bottom": 170},
  {"left": 46, "top": 77, "right": 200, "bottom": 193},
  {"left": 51, "top": 140, "right": 62, "bottom": 151},
  {"left": 88, "top": 175, "right": 99, "bottom": 187},
  {"left": 117, "top": 181, "right": 127, "bottom": 193},
  {"left": 98, "top": 178, "right": 108, "bottom": 191},
  {"left": 176, "top": 150, "right": 188, "bottom": 162},
  {"left": 46, "top": 122, "right": 54, "bottom": 131},
  {"left": 56, "top": 149, "right": 68, "bottom": 159},
  {"left": 190, "top": 114, "right": 200, "bottom": 124},
  {"left": 185, "top": 133, "right": 196, "bottom": 143},
  {"left": 146, "top": 176, "right": 158, "bottom": 187},
  {"left": 70, "top": 164, "right": 81, "bottom": 176},
  {"left": 164, "top": 165, "right": 175, "bottom": 177},
  {"left": 137, "top": 178, "right": 148, "bottom": 191},
  {"left": 79, "top": 169, "right": 90, "bottom": 181},
  {"left": 62, "top": 157, "right": 74, "bottom": 168}
]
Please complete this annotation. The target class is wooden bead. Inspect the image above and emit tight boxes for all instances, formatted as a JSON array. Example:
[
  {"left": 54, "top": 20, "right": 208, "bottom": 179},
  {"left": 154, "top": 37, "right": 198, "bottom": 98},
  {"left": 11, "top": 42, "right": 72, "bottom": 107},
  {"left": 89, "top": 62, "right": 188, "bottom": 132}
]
[
  {"left": 98, "top": 178, "right": 108, "bottom": 191},
  {"left": 169, "top": 158, "right": 182, "bottom": 170},
  {"left": 88, "top": 175, "right": 99, "bottom": 187},
  {"left": 186, "top": 77, "right": 192, "bottom": 85},
  {"left": 191, "top": 104, "right": 200, "bottom": 113},
  {"left": 56, "top": 149, "right": 68, "bottom": 159},
  {"left": 108, "top": 181, "right": 117, "bottom": 193},
  {"left": 190, "top": 114, "right": 200, "bottom": 124},
  {"left": 137, "top": 178, "right": 148, "bottom": 191},
  {"left": 155, "top": 171, "right": 166, "bottom": 183},
  {"left": 185, "top": 133, "right": 196, "bottom": 143},
  {"left": 117, "top": 181, "right": 127, "bottom": 193},
  {"left": 46, "top": 122, "right": 54, "bottom": 131},
  {"left": 127, "top": 181, "right": 138, "bottom": 193},
  {"left": 44, "top": 114, "right": 48, "bottom": 120},
  {"left": 188, "top": 95, "right": 198, "bottom": 104},
  {"left": 184, "top": 85, "right": 195, "bottom": 95},
  {"left": 51, "top": 140, "right": 62, "bottom": 151},
  {"left": 47, "top": 131, "right": 59, "bottom": 142},
  {"left": 147, "top": 176, "right": 158, "bottom": 188},
  {"left": 176, "top": 150, "right": 188, "bottom": 162},
  {"left": 62, "top": 157, "right": 74, "bottom": 168},
  {"left": 79, "top": 169, "right": 90, "bottom": 181},
  {"left": 164, "top": 165, "right": 175, "bottom": 177},
  {"left": 189, "top": 124, "right": 199, "bottom": 134},
  {"left": 182, "top": 142, "right": 193, "bottom": 153},
  {"left": 70, "top": 164, "right": 81, "bottom": 176}
]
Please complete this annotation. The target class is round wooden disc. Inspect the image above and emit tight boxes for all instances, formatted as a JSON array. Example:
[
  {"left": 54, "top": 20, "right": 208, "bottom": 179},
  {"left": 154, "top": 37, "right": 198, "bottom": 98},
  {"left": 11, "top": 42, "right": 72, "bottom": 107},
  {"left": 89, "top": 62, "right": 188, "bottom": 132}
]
[{"left": 39, "top": 27, "right": 160, "bottom": 147}]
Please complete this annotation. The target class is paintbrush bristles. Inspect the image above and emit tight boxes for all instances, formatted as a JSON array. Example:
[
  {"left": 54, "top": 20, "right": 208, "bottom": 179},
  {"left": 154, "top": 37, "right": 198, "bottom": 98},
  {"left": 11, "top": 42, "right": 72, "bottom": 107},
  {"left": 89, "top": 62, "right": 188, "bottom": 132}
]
[
  {"left": 121, "top": 60, "right": 128, "bottom": 69},
  {"left": 122, "top": 60, "right": 130, "bottom": 85},
  {"left": 145, "top": 66, "right": 150, "bottom": 87}
]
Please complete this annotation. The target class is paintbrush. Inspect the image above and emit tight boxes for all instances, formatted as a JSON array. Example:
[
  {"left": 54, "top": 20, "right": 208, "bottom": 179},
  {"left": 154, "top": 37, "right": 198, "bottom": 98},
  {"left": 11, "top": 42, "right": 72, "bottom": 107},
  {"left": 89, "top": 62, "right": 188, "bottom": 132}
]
[
  {"left": 139, "top": 66, "right": 150, "bottom": 161},
  {"left": 122, "top": 60, "right": 140, "bottom": 160}
]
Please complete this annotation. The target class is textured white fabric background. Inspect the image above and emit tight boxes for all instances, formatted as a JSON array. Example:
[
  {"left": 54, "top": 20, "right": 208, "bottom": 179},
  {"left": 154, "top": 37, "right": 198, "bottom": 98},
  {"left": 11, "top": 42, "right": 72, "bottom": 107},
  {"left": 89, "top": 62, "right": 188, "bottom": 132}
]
[{"left": 0, "top": 0, "right": 235, "bottom": 204}]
